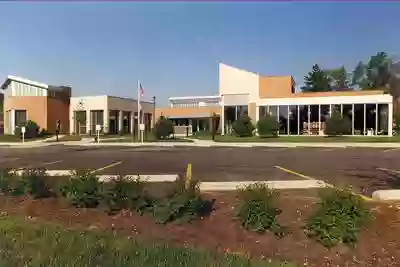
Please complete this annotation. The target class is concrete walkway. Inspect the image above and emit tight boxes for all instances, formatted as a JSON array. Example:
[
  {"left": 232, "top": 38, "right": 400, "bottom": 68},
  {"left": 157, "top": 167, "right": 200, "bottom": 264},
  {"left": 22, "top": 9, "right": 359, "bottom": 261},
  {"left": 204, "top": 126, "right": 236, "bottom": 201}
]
[{"left": 2, "top": 137, "right": 400, "bottom": 148}]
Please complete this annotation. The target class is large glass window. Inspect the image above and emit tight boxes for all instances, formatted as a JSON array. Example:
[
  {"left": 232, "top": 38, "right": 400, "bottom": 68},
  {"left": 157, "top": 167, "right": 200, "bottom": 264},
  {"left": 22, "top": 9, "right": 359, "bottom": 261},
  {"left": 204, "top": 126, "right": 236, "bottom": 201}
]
[
  {"left": 288, "top": 105, "right": 298, "bottom": 135},
  {"left": 278, "top": 105, "right": 289, "bottom": 135}
]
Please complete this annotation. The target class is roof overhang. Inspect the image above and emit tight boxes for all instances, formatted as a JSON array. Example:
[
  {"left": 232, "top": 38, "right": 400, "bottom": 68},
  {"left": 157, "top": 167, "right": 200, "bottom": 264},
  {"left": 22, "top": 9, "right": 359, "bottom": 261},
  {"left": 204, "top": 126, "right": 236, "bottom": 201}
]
[{"left": 1, "top": 75, "right": 48, "bottom": 90}]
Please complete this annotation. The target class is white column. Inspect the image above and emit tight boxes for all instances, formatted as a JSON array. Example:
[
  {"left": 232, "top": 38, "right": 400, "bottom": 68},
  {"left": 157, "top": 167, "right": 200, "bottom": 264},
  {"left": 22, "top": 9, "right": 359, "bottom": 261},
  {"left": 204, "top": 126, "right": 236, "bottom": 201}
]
[
  {"left": 307, "top": 105, "right": 311, "bottom": 135},
  {"left": 287, "top": 105, "right": 290, "bottom": 135},
  {"left": 329, "top": 104, "right": 332, "bottom": 117},
  {"left": 297, "top": 105, "right": 300, "bottom": 135},
  {"left": 221, "top": 96, "right": 225, "bottom": 135},
  {"left": 118, "top": 110, "right": 123, "bottom": 133},
  {"left": 318, "top": 104, "right": 321, "bottom": 135},
  {"left": 352, "top": 104, "right": 355, "bottom": 135},
  {"left": 69, "top": 109, "right": 74, "bottom": 134},
  {"left": 130, "top": 113, "right": 134, "bottom": 134},
  {"left": 86, "top": 109, "right": 91, "bottom": 134},
  {"left": 363, "top": 104, "right": 366, "bottom": 135},
  {"left": 103, "top": 110, "right": 109, "bottom": 134},
  {"left": 197, "top": 119, "right": 200, "bottom": 132},
  {"left": 388, "top": 102, "right": 393, "bottom": 137},
  {"left": 375, "top": 103, "right": 378, "bottom": 135},
  {"left": 10, "top": 109, "right": 15, "bottom": 135},
  {"left": 256, "top": 106, "right": 260, "bottom": 122},
  {"left": 277, "top": 106, "right": 280, "bottom": 136},
  {"left": 340, "top": 104, "right": 343, "bottom": 116}
]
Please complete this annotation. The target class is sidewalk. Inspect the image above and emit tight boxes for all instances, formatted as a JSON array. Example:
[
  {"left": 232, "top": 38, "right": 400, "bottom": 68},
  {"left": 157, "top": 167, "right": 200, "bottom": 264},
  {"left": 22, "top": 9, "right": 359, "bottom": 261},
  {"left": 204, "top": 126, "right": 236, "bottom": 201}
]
[{"left": 2, "top": 137, "right": 400, "bottom": 148}]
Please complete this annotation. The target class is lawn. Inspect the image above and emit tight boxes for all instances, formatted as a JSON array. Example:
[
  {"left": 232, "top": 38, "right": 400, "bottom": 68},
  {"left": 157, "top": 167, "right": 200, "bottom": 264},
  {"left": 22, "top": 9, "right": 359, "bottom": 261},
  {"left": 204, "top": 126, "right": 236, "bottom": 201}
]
[
  {"left": 194, "top": 134, "right": 400, "bottom": 143},
  {"left": 0, "top": 134, "right": 50, "bottom": 142},
  {"left": 100, "top": 133, "right": 194, "bottom": 143},
  {"left": 0, "top": 215, "right": 289, "bottom": 267}
]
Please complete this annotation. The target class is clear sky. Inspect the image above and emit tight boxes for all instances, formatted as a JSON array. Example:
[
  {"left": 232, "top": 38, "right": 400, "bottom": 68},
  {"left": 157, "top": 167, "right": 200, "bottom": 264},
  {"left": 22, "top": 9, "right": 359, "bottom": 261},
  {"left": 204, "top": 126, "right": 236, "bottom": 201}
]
[{"left": 0, "top": 2, "right": 399, "bottom": 106}]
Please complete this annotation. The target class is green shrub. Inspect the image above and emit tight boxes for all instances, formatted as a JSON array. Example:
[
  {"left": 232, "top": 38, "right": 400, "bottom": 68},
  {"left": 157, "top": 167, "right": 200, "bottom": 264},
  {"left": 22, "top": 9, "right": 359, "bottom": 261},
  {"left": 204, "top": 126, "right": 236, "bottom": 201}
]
[
  {"left": 60, "top": 170, "right": 102, "bottom": 208},
  {"left": 103, "top": 175, "right": 154, "bottom": 215},
  {"left": 18, "top": 168, "right": 51, "bottom": 199},
  {"left": 232, "top": 116, "right": 255, "bottom": 137},
  {"left": 151, "top": 176, "right": 214, "bottom": 224},
  {"left": 257, "top": 114, "right": 279, "bottom": 137},
  {"left": 325, "top": 111, "right": 352, "bottom": 136},
  {"left": 394, "top": 114, "right": 400, "bottom": 134},
  {"left": 305, "top": 188, "right": 370, "bottom": 248},
  {"left": 14, "top": 120, "right": 40, "bottom": 139},
  {"left": 236, "top": 183, "right": 286, "bottom": 237},
  {"left": 0, "top": 169, "right": 18, "bottom": 195},
  {"left": 0, "top": 168, "right": 51, "bottom": 198},
  {"left": 154, "top": 116, "right": 174, "bottom": 139}
]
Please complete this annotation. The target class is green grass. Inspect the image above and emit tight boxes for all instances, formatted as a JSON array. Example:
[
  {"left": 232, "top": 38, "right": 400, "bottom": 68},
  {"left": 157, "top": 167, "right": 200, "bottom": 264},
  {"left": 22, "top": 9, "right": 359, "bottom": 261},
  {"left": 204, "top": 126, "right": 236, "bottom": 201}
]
[
  {"left": 100, "top": 133, "right": 194, "bottom": 143},
  {"left": 194, "top": 134, "right": 400, "bottom": 143},
  {"left": 0, "top": 215, "right": 293, "bottom": 267},
  {"left": 0, "top": 134, "right": 50, "bottom": 142},
  {"left": 58, "top": 135, "right": 83, "bottom": 142}
]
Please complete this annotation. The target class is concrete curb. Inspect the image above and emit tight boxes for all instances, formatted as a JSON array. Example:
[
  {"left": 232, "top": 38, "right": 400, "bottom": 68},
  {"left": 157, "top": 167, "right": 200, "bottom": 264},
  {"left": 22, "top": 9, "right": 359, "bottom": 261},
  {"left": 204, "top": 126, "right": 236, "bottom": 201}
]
[
  {"left": 199, "top": 180, "right": 327, "bottom": 191},
  {"left": 15, "top": 170, "right": 179, "bottom": 182},
  {"left": 372, "top": 190, "right": 400, "bottom": 201}
]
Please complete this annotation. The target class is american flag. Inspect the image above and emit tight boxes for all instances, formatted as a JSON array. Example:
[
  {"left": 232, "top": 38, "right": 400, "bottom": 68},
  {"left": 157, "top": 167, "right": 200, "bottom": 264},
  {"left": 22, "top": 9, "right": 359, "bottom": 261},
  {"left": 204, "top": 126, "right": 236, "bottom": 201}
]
[{"left": 140, "top": 83, "right": 144, "bottom": 97}]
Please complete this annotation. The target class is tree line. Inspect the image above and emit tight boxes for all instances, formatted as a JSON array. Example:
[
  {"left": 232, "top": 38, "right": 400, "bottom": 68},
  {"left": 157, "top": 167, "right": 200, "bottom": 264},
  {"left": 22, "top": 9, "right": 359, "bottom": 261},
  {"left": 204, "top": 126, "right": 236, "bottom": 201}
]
[{"left": 301, "top": 52, "right": 400, "bottom": 98}]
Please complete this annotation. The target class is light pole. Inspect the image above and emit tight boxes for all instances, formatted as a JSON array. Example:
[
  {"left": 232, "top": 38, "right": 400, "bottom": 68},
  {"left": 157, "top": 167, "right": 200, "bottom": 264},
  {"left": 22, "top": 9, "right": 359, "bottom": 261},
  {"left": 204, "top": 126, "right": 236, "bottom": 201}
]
[{"left": 152, "top": 96, "right": 156, "bottom": 129}]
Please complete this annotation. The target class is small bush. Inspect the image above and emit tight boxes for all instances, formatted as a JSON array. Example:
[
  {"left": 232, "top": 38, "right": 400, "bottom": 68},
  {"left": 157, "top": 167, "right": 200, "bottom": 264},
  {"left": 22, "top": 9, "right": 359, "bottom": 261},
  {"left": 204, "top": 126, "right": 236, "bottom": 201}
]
[
  {"left": 232, "top": 116, "right": 255, "bottom": 137},
  {"left": 14, "top": 120, "right": 40, "bottom": 139},
  {"left": 151, "top": 176, "right": 214, "bottom": 224},
  {"left": 325, "top": 111, "right": 351, "bottom": 136},
  {"left": 236, "top": 183, "right": 286, "bottom": 237},
  {"left": 394, "top": 114, "right": 400, "bottom": 134},
  {"left": 257, "top": 114, "right": 279, "bottom": 137},
  {"left": 60, "top": 170, "right": 102, "bottom": 208},
  {"left": 305, "top": 188, "right": 370, "bottom": 248},
  {"left": 154, "top": 116, "right": 174, "bottom": 139},
  {"left": 0, "top": 169, "right": 18, "bottom": 195},
  {"left": 103, "top": 175, "right": 154, "bottom": 215},
  {"left": 18, "top": 168, "right": 51, "bottom": 199}
]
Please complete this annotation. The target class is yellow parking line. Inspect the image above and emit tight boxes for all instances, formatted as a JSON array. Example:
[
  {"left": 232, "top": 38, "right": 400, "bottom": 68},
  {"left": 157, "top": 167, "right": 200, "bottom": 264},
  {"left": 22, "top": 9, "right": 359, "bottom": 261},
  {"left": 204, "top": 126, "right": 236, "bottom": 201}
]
[
  {"left": 43, "top": 160, "right": 64, "bottom": 166},
  {"left": 274, "top": 165, "right": 314, "bottom": 180},
  {"left": 377, "top": 167, "right": 400, "bottom": 175},
  {"left": 91, "top": 161, "right": 123, "bottom": 174},
  {"left": 274, "top": 165, "right": 374, "bottom": 201}
]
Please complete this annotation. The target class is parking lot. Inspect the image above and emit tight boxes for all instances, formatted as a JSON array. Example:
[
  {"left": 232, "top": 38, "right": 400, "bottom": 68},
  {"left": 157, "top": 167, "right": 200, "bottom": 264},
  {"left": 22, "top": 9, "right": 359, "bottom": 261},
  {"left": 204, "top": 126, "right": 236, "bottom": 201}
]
[{"left": 1, "top": 145, "right": 400, "bottom": 196}]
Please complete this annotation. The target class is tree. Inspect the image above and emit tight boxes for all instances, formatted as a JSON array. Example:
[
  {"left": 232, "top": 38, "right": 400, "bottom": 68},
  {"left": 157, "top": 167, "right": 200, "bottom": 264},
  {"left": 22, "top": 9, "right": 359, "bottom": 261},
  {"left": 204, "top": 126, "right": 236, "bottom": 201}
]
[
  {"left": 154, "top": 116, "right": 173, "bottom": 139},
  {"left": 257, "top": 114, "right": 279, "bottom": 137},
  {"left": 366, "top": 52, "right": 391, "bottom": 89},
  {"left": 328, "top": 66, "right": 351, "bottom": 90},
  {"left": 232, "top": 116, "right": 255, "bottom": 137},
  {"left": 353, "top": 52, "right": 391, "bottom": 90},
  {"left": 301, "top": 64, "right": 332, "bottom": 92},
  {"left": 389, "top": 59, "right": 400, "bottom": 114}
]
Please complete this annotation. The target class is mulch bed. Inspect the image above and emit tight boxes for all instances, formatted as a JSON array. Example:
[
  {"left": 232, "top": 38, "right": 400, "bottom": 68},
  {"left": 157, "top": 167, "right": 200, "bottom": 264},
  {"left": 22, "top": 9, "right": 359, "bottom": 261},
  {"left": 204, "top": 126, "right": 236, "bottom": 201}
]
[{"left": 0, "top": 190, "right": 399, "bottom": 267}]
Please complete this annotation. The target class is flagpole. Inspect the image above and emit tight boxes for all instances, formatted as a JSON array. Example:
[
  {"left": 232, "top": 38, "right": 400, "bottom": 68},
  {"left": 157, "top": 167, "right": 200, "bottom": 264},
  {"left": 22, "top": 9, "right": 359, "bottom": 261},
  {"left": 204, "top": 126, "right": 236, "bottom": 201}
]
[{"left": 137, "top": 79, "right": 141, "bottom": 143}]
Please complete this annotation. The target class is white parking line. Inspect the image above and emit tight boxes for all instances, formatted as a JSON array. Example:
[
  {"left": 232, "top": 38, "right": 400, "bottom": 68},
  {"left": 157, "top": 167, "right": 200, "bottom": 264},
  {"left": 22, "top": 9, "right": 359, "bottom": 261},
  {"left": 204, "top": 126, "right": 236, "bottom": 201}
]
[
  {"left": 383, "top": 148, "right": 400, "bottom": 153},
  {"left": 17, "top": 160, "right": 64, "bottom": 170}
]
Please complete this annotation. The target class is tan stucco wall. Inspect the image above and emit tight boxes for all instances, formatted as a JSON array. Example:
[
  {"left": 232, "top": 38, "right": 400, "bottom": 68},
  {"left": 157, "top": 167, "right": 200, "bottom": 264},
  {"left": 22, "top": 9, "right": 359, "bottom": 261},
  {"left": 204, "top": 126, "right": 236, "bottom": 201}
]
[
  {"left": 248, "top": 102, "right": 257, "bottom": 122},
  {"left": 156, "top": 107, "right": 221, "bottom": 121},
  {"left": 259, "top": 76, "right": 294, "bottom": 98},
  {"left": 4, "top": 96, "right": 47, "bottom": 133},
  {"left": 47, "top": 97, "right": 70, "bottom": 133},
  {"left": 219, "top": 63, "right": 259, "bottom": 102}
]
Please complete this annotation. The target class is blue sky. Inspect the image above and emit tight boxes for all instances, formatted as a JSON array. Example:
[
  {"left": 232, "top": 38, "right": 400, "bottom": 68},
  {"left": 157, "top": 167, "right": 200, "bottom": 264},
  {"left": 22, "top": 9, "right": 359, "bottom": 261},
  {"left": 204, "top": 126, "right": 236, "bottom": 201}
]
[{"left": 0, "top": 2, "right": 399, "bottom": 106}]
